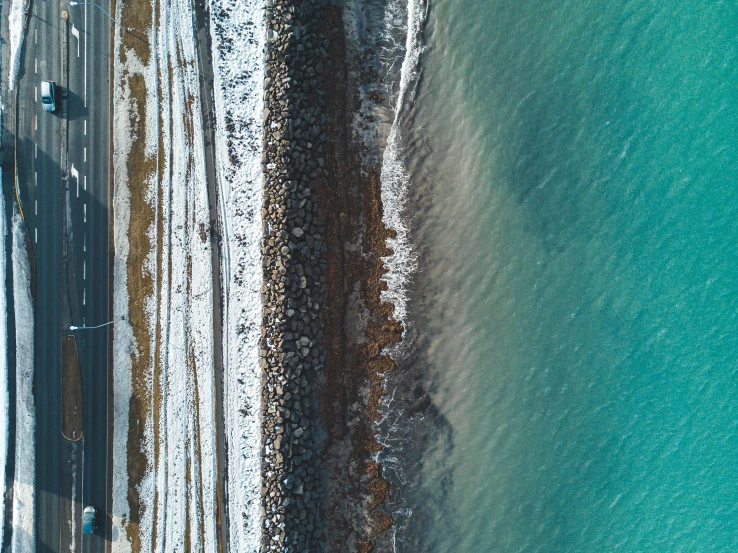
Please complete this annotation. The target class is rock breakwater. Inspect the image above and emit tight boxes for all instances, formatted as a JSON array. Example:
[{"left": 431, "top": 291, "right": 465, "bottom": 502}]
[{"left": 260, "top": 0, "right": 331, "bottom": 551}]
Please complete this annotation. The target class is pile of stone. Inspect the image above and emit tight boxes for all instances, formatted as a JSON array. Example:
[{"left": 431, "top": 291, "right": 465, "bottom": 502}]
[{"left": 260, "top": 0, "right": 331, "bottom": 551}]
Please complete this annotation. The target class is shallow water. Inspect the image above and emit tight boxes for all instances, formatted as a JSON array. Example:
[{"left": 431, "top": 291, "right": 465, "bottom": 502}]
[{"left": 384, "top": 1, "right": 738, "bottom": 551}]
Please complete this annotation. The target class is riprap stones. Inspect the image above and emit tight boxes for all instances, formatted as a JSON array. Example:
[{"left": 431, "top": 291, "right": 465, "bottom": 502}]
[{"left": 260, "top": 0, "right": 331, "bottom": 552}]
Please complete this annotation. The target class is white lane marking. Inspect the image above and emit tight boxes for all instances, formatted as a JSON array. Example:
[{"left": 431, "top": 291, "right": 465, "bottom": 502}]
[
  {"left": 72, "top": 24, "right": 80, "bottom": 57},
  {"left": 34, "top": 28, "right": 37, "bottom": 44},
  {"left": 83, "top": 261, "right": 86, "bottom": 280},
  {"left": 34, "top": 58, "right": 37, "bottom": 74},
  {"left": 34, "top": 116, "right": 37, "bottom": 130},
  {"left": 84, "top": 235, "right": 87, "bottom": 252},
  {"left": 34, "top": 143, "right": 37, "bottom": 159},
  {"left": 76, "top": 176, "right": 79, "bottom": 198},
  {"left": 35, "top": 86, "right": 37, "bottom": 102},
  {"left": 84, "top": 2, "right": 88, "bottom": 106},
  {"left": 84, "top": 203, "right": 87, "bottom": 223},
  {"left": 84, "top": 147, "right": 86, "bottom": 162},
  {"left": 34, "top": 228, "right": 37, "bottom": 243},
  {"left": 84, "top": 176, "right": 87, "bottom": 191},
  {"left": 35, "top": 200, "right": 37, "bottom": 215},
  {"left": 84, "top": 120, "right": 87, "bottom": 135},
  {"left": 71, "top": 164, "right": 79, "bottom": 185},
  {"left": 34, "top": 172, "right": 37, "bottom": 186},
  {"left": 83, "top": 288, "right": 86, "bottom": 306}
]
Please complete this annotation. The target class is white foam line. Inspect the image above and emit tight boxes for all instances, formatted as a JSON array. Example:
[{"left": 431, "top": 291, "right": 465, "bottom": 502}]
[{"left": 378, "top": 0, "right": 427, "bottom": 325}]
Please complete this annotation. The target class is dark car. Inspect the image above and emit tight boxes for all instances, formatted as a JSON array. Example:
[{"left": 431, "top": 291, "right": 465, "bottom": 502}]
[{"left": 82, "top": 506, "right": 96, "bottom": 534}]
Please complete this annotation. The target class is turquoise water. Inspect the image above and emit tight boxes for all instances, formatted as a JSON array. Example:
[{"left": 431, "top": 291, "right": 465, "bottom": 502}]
[{"left": 388, "top": 1, "right": 738, "bottom": 551}]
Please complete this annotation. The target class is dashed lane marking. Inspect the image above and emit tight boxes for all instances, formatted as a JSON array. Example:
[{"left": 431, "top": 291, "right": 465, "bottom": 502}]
[
  {"left": 35, "top": 200, "right": 37, "bottom": 215},
  {"left": 35, "top": 58, "right": 37, "bottom": 74},
  {"left": 83, "top": 204, "right": 86, "bottom": 223},
  {"left": 34, "top": 228, "right": 37, "bottom": 243},
  {"left": 84, "top": 120, "right": 86, "bottom": 135},
  {"left": 35, "top": 86, "right": 37, "bottom": 102},
  {"left": 84, "top": 176, "right": 86, "bottom": 191},
  {"left": 34, "top": 116, "right": 37, "bottom": 130},
  {"left": 34, "top": 143, "right": 37, "bottom": 159},
  {"left": 34, "top": 28, "right": 37, "bottom": 44},
  {"left": 84, "top": 147, "right": 86, "bottom": 162},
  {"left": 83, "top": 288, "right": 86, "bottom": 306},
  {"left": 83, "top": 261, "right": 86, "bottom": 280}
]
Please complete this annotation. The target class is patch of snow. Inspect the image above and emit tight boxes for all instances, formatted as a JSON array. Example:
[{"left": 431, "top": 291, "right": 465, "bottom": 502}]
[
  {"left": 111, "top": 0, "right": 218, "bottom": 550},
  {"left": 0, "top": 171, "right": 7, "bottom": 549},
  {"left": 152, "top": 0, "right": 218, "bottom": 550},
  {"left": 109, "top": 10, "right": 134, "bottom": 548},
  {"left": 7, "top": 0, "right": 27, "bottom": 90},
  {"left": 11, "top": 213, "right": 34, "bottom": 553},
  {"left": 207, "top": 0, "right": 265, "bottom": 550}
]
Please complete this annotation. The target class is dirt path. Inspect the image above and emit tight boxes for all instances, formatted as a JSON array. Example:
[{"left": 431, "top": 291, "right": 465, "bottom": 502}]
[{"left": 193, "top": 2, "right": 229, "bottom": 551}]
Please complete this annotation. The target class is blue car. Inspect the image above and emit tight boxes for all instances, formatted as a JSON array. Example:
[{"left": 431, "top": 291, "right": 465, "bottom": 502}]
[{"left": 82, "top": 506, "right": 96, "bottom": 534}]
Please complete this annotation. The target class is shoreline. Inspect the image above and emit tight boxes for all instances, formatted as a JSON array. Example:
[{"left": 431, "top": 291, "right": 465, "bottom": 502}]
[{"left": 260, "top": 1, "right": 403, "bottom": 551}]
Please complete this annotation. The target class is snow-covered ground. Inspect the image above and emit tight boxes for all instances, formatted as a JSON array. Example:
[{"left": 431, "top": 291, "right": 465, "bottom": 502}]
[
  {"left": 111, "top": 0, "right": 265, "bottom": 549},
  {"left": 0, "top": 172, "right": 7, "bottom": 550},
  {"left": 206, "top": 0, "right": 265, "bottom": 549},
  {"left": 11, "top": 213, "right": 34, "bottom": 553},
  {"left": 111, "top": 0, "right": 218, "bottom": 550},
  {"left": 7, "top": 0, "right": 27, "bottom": 90}
]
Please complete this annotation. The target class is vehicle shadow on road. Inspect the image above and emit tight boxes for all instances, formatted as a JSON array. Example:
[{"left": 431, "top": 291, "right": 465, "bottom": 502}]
[{"left": 65, "top": 89, "right": 89, "bottom": 121}]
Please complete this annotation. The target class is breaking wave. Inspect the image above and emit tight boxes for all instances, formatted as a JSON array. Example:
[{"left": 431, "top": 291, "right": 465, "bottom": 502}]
[{"left": 379, "top": 0, "right": 428, "bottom": 326}]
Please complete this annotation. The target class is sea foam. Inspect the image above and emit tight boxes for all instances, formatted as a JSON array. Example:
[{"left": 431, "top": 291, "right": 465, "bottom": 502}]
[{"left": 379, "top": 0, "right": 427, "bottom": 327}]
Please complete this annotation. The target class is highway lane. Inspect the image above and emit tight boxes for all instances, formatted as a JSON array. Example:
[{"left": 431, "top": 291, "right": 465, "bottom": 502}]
[
  {"left": 66, "top": 2, "right": 111, "bottom": 552},
  {"left": 15, "top": 0, "right": 111, "bottom": 550},
  {"left": 17, "top": 0, "right": 65, "bottom": 551}
]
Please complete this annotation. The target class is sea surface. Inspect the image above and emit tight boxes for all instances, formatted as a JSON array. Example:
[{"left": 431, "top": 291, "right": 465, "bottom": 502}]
[{"left": 378, "top": 1, "right": 738, "bottom": 551}]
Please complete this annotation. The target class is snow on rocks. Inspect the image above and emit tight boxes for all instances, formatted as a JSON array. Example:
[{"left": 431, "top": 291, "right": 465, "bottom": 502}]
[
  {"left": 11, "top": 213, "right": 34, "bottom": 553},
  {"left": 206, "top": 0, "right": 265, "bottom": 550}
]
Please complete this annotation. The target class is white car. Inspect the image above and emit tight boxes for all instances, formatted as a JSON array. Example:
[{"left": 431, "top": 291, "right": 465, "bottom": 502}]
[{"left": 40, "top": 80, "right": 56, "bottom": 112}]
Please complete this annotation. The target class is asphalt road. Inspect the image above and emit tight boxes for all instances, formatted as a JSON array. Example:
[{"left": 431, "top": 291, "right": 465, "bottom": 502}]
[{"left": 15, "top": 0, "right": 111, "bottom": 550}]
